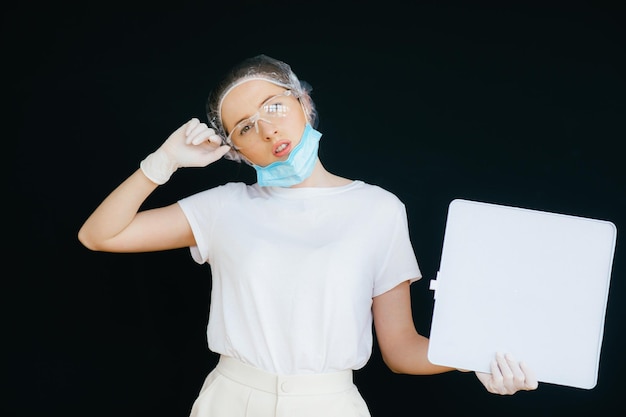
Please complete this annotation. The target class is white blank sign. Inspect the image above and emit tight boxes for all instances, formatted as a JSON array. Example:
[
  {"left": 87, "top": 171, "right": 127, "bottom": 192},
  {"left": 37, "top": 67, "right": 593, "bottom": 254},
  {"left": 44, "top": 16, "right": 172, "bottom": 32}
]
[{"left": 427, "top": 199, "right": 617, "bottom": 389}]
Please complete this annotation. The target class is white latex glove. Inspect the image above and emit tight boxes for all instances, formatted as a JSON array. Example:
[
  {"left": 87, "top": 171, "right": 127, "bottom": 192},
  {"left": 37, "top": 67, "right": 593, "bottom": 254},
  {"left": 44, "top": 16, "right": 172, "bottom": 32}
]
[
  {"left": 474, "top": 352, "right": 539, "bottom": 395},
  {"left": 140, "top": 118, "right": 231, "bottom": 184}
]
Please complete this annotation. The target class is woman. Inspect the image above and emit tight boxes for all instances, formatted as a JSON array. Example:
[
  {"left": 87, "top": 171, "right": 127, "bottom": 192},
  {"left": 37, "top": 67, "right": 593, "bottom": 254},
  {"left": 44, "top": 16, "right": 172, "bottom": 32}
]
[{"left": 78, "top": 54, "right": 537, "bottom": 416}]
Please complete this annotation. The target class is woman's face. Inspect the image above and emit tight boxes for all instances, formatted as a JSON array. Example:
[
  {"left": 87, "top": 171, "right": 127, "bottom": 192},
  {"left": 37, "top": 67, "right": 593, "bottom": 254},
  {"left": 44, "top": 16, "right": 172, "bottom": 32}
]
[{"left": 221, "top": 79, "right": 307, "bottom": 167}]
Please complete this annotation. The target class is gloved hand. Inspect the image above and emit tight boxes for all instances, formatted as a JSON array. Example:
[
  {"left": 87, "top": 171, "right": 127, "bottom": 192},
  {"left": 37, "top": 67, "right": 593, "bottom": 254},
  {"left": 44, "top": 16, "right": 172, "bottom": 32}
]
[
  {"left": 140, "top": 118, "right": 231, "bottom": 184},
  {"left": 474, "top": 352, "right": 539, "bottom": 395}
]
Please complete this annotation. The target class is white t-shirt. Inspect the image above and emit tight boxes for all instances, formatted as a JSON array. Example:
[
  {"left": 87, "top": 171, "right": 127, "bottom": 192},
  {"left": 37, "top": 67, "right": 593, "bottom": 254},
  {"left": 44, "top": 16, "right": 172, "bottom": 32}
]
[{"left": 177, "top": 180, "right": 421, "bottom": 375}]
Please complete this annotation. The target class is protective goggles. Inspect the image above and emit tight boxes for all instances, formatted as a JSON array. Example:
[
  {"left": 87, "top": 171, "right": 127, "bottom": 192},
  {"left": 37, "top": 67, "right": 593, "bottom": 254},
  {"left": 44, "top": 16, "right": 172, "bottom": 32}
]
[{"left": 225, "top": 90, "right": 302, "bottom": 148}]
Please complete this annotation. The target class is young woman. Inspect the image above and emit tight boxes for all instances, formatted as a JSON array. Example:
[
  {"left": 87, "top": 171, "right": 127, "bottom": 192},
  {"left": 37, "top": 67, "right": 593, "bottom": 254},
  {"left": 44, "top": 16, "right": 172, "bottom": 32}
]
[{"left": 78, "top": 54, "right": 538, "bottom": 416}]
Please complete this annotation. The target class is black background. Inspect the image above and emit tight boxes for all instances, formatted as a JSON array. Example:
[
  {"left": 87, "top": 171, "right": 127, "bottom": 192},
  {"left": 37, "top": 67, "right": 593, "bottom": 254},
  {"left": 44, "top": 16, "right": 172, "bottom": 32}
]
[{"left": 4, "top": 1, "right": 625, "bottom": 416}]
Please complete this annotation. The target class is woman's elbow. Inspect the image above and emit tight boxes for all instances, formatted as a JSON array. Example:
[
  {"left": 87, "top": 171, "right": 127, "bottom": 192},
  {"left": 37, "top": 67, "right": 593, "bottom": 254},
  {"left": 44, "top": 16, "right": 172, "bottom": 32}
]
[
  {"left": 379, "top": 349, "right": 408, "bottom": 374},
  {"left": 384, "top": 361, "right": 405, "bottom": 374},
  {"left": 77, "top": 227, "right": 102, "bottom": 251}
]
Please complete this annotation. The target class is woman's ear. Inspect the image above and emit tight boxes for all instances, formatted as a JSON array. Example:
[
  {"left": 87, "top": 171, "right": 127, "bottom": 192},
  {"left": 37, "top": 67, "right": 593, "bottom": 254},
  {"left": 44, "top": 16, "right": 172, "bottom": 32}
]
[{"left": 236, "top": 149, "right": 255, "bottom": 167}]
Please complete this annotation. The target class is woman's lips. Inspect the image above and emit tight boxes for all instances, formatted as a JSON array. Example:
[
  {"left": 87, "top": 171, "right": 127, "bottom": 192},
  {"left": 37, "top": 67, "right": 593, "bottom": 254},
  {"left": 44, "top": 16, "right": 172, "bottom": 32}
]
[{"left": 273, "top": 141, "right": 291, "bottom": 157}]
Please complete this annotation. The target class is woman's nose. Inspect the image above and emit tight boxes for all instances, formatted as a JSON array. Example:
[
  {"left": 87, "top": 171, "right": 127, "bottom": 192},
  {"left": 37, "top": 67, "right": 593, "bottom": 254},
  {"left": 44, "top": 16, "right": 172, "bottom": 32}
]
[{"left": 257, "top": 119, "right": 278, "bottom": 140}]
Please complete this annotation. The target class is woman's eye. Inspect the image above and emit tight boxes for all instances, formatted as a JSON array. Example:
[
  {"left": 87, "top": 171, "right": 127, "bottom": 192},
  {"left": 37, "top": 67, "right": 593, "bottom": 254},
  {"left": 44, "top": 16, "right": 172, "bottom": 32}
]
[
  {"left": 239, "top": 123, "right": 254, "bottom": 136},
  {"left": 265, "top": 103, "right": 286, "bottom": 114}
]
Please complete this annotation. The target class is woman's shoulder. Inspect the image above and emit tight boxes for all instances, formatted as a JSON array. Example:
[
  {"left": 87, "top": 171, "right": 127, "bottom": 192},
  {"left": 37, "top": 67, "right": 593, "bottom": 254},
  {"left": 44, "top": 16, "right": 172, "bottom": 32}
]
[
  {"left": 355, "top": 180, "right": 402, "bottom": 199},
  {"left": 179, "top": 181, "right": 252, "bottom": 203},
  {"left": 348, "top": 180, "right": 407, "bottom": 212}
]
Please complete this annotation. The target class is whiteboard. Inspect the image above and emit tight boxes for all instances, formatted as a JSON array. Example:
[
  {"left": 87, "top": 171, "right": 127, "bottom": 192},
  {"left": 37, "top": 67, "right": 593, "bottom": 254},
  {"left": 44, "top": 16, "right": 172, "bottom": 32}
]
[{"left": 427, "top": 199, "right": 617, "bottom": 389}]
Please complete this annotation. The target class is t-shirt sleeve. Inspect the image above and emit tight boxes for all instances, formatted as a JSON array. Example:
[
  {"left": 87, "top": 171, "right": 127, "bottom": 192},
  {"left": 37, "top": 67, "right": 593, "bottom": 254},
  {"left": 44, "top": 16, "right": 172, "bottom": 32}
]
[
  {"left": 372, "top": 201, "right": 422, "bottom": 297},
  {"left": 177, "top": 185, "right": 229, "bottom": 265}
]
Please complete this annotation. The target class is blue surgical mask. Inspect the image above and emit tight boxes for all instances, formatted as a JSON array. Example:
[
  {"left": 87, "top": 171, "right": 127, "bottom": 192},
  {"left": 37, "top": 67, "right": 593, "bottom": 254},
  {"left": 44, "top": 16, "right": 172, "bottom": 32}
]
[{"left": 253, "top": 123, "right": 322, "bottom": 187}]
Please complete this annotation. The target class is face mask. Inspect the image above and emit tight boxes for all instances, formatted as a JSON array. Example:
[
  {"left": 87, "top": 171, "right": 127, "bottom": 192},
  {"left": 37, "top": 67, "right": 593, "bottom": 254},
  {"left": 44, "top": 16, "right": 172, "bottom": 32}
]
[{"left": 253, "top": 123, "right": 322, "bottom": 187}]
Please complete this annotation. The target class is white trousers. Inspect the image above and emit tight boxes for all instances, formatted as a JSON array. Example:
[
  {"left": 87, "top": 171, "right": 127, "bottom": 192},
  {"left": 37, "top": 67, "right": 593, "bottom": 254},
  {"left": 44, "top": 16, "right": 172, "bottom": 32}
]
[{"left": 189, "top": 356, "right": 371, "bottom": 417}]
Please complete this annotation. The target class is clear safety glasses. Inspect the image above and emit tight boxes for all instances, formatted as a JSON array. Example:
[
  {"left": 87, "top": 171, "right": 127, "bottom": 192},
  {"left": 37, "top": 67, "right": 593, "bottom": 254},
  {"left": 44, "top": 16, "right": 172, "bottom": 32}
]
[{"left": 225, "top": 90, "right": 302, "bottom": 148}]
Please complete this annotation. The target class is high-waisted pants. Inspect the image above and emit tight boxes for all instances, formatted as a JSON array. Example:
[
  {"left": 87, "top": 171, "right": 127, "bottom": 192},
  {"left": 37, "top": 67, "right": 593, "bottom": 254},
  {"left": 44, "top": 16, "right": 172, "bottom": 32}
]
[{"left": 189, "top": 356, "right": 371, "bottom": 417}]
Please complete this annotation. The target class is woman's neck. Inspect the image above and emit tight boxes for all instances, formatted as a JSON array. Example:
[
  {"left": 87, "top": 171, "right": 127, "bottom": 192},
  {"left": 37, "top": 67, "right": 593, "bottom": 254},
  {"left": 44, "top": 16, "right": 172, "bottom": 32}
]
[{"left": 291, "top": 159, "right": 352, "bottom": 188}]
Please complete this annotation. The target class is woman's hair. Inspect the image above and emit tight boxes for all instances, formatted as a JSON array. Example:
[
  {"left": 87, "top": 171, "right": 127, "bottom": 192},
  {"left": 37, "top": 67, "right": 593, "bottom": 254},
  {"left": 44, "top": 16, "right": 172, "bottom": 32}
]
[{"left": 206, "top": 54, "right": 317, "bottom": 163}]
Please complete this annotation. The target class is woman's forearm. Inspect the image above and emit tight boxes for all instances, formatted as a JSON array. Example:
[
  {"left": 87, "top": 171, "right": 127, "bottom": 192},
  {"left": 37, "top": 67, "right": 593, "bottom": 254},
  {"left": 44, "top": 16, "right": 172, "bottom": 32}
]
[{"left": 78, "top": 169, "right": 158, "bottom": 250}]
